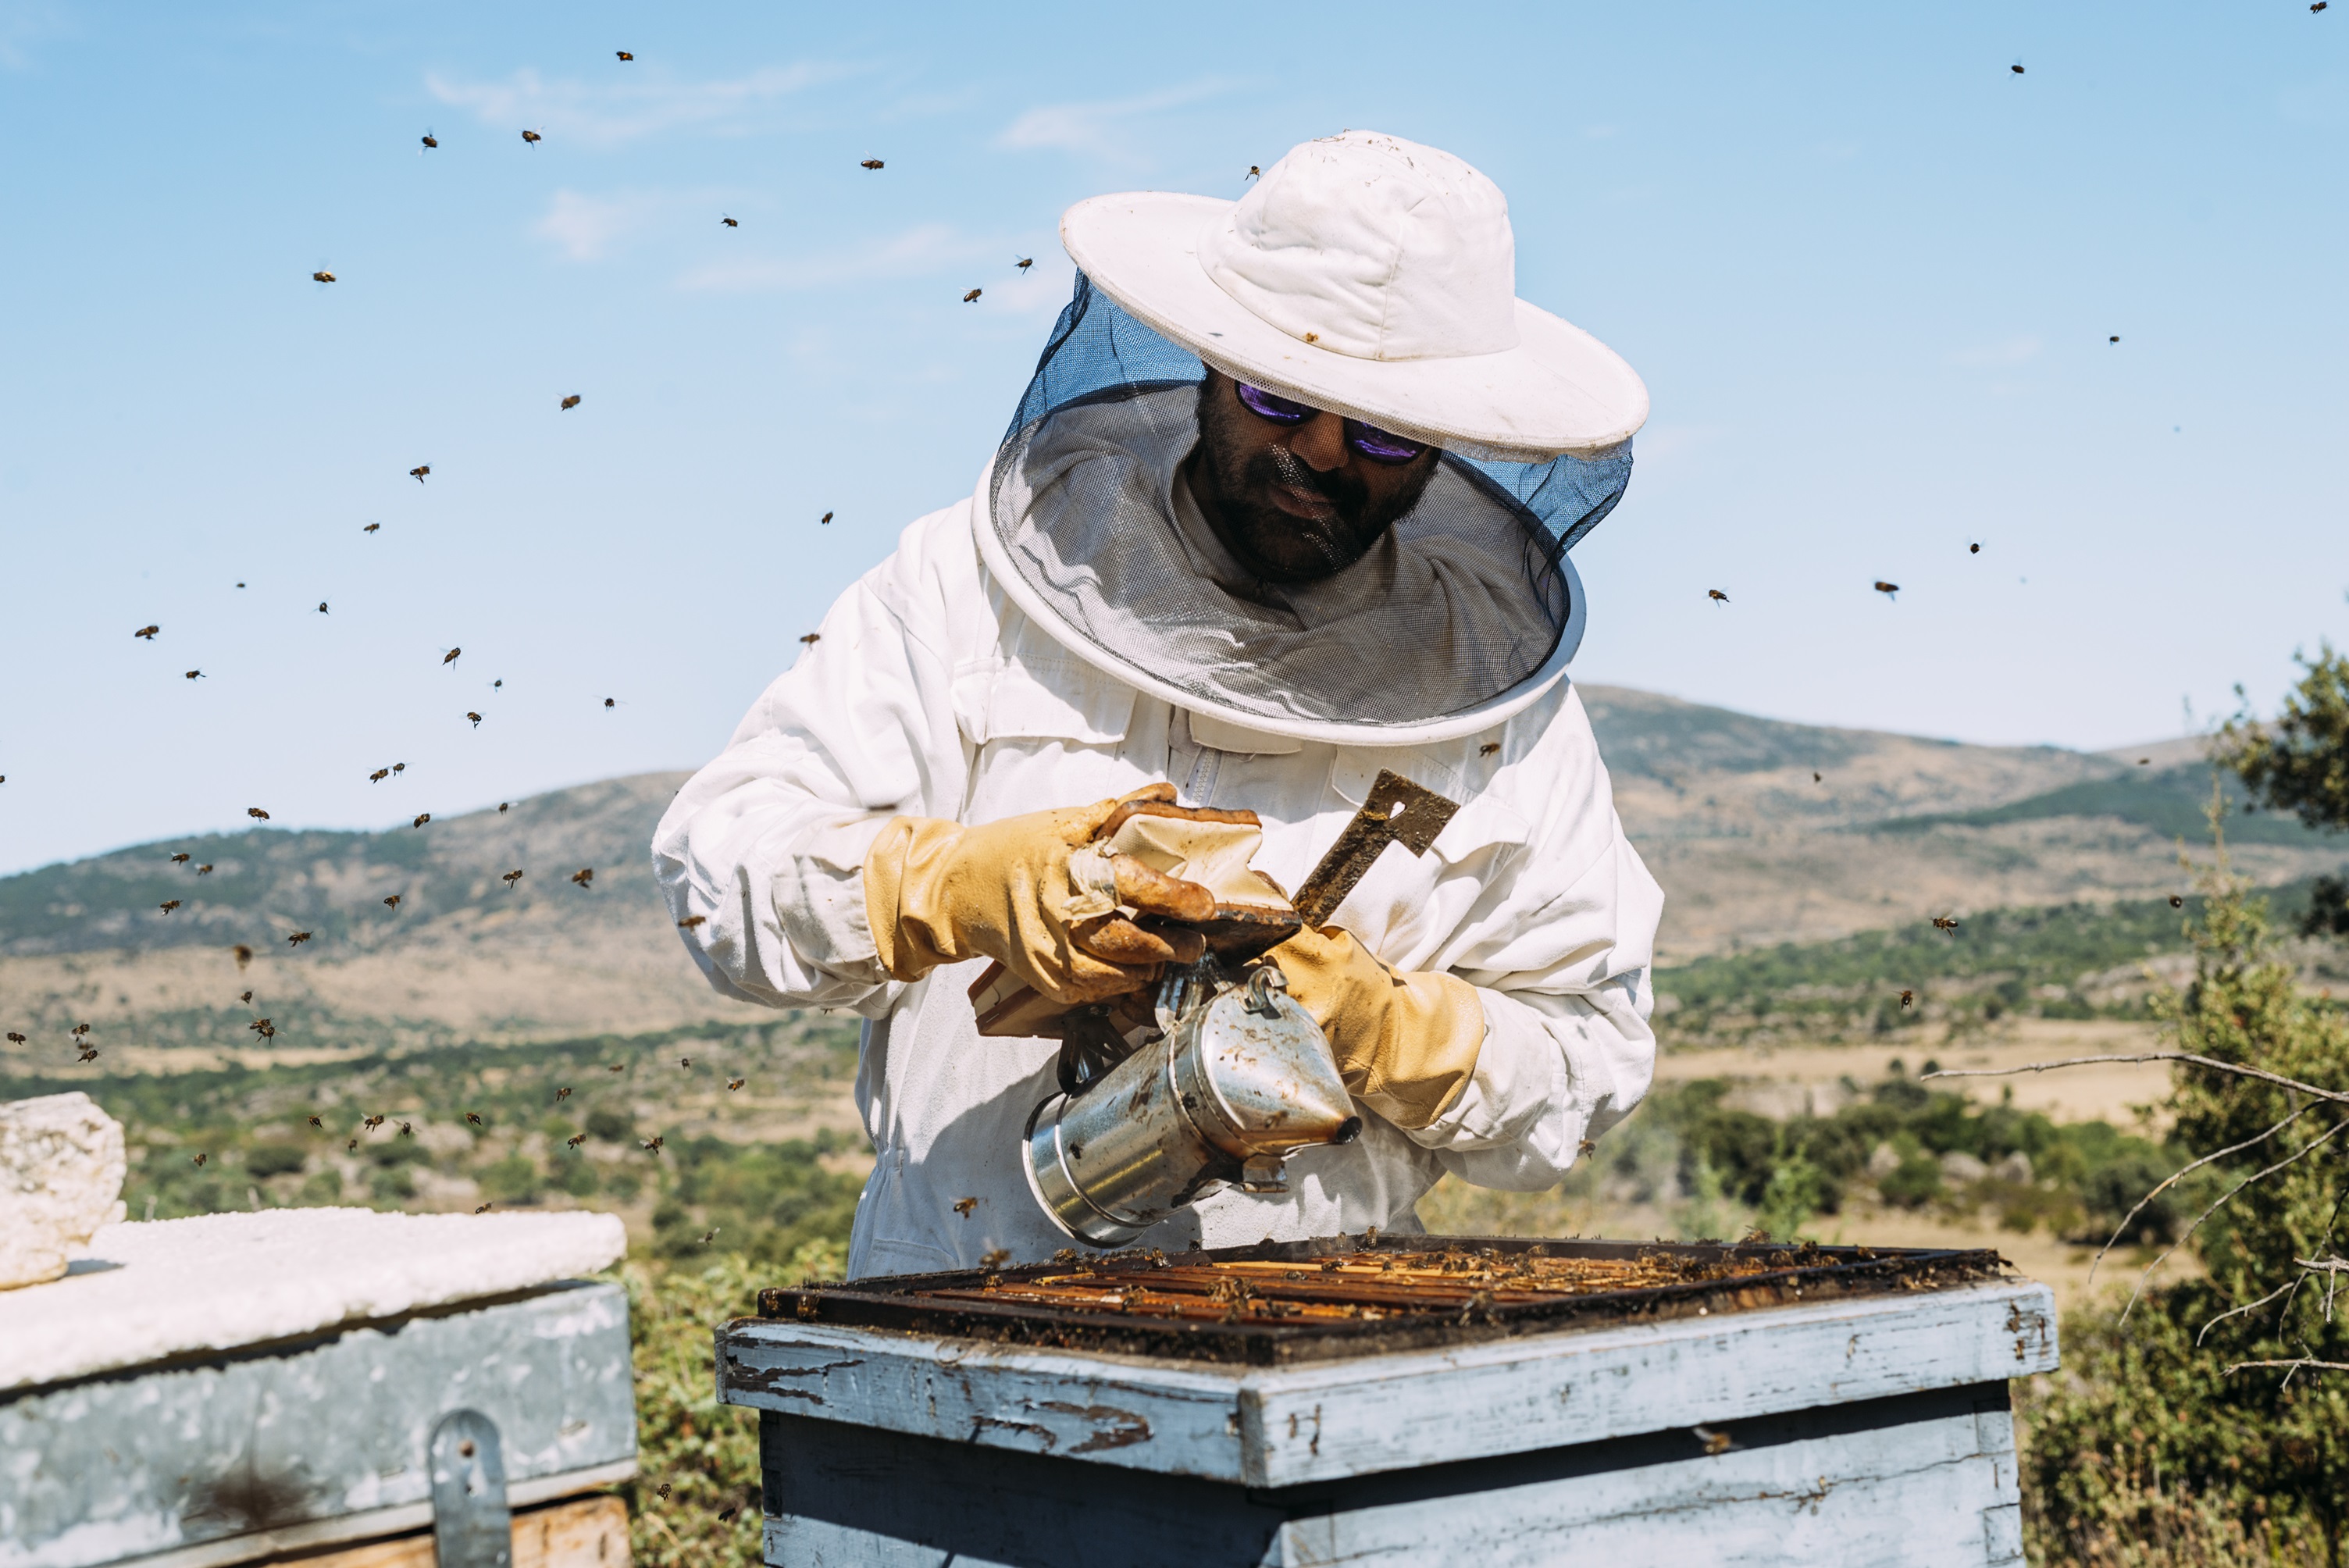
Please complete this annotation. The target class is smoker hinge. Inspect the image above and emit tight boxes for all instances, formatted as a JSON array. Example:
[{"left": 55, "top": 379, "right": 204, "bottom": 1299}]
[{"left": 430, "top": 1409, "right": 513, "bottom": 1568}]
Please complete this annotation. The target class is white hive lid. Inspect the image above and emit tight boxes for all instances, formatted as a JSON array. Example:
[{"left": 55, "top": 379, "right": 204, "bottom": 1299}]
[{"left": 0, "top": 1206, "right": 627, "bottom": 1392}]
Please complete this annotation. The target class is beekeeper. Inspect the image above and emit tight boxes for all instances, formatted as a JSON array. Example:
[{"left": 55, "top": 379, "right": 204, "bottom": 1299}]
[{"left": 655, "top": 130, "right": 1663, "bottom": 1280}]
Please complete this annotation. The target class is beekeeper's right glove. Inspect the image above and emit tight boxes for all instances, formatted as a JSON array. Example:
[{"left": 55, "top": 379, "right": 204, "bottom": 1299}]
[{"left": 863, "top": 783, "right": 1217, "bottom": 1004}]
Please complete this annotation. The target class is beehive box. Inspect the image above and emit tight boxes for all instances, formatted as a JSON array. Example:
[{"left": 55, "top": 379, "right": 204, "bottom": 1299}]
[
  {"left": 719, "top": 1235, "right": 2057, "bottom": 1567},
  {"left": 1, "top": 1208, "right": 637, "bottom": 1568}
]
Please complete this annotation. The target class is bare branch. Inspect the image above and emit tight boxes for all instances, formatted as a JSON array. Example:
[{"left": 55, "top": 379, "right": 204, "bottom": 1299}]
[
  {"left": 1923, "top": 1053, "right": 2349, "bottom": 1107},
  {"left": 2089, "top": 1102, "right": 2318, "bottom": 1288},
  {"left": 2296, "top": 1256, "right": 2349, "bottom": 1274},
  {"left": 2123, "top": 1118, "right": 2349, "bottom": 1324},
  {"left": 2224, "top": 1358, "right": 2349, "bottom": 1377},
  {"left": 2198, "top": 1279, "right": 2297, "bottom": 1345}
]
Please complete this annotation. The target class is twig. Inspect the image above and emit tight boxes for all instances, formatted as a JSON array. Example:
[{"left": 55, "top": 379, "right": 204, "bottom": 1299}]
[
  {"left": 2198, "top": 1279, "right": 2296, "bottom": 1345},
  {"left": 2223, "top": 1358, "right": 2349, "bottom": 1377},
  {"left": 2088, "top": 1102, "right": 2317, "bottom": 1288},
  {"left": 1923, "top": 1053, "right": 2349, "bottom": 1107},
  {"left": 2295, "top": 1256, "right": 2349, "bottom": 1274},
  {"left": 2123, "top": 1118, "right": 2348, "bottom": 1324}
]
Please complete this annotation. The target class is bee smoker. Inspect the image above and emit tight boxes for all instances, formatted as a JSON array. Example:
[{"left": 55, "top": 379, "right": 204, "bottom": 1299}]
[{"left": 1022, "top": 958, "right": 1362, "bottom": 1249}]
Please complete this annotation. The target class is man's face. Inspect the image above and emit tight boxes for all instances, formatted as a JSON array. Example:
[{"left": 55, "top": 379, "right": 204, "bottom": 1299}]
[{"left": 1185, "top": 371, "right": 1439, "bottom": 585}]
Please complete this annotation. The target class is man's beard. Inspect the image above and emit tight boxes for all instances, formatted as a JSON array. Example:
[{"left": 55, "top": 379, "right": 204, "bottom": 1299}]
[{"left": 1188, "top": 381, "right": 1436, "bottom": 586}]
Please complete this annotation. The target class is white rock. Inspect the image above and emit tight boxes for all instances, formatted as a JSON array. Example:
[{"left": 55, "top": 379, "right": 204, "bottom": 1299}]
[
  {"left": 1991, "top": 1150, "right": 2034, "bottom": 1185},
  {"left": 1939, "top": 1151, "right": 1989, "bottom": 1186},
  {"left": 0, "top": 1092, "right": 127, "bottom": 1290},
  {"left": 1866, "top": 1142, "right": 1902, "bottom": 1181}
]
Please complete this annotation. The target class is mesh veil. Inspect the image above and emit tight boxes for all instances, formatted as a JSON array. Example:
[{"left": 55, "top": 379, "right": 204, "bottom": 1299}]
[{"left": 985, "top": 274, "right": 1633, "bottom": 732}]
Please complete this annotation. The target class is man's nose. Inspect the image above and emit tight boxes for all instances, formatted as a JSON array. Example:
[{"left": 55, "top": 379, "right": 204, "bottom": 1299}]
[{"left": 1289, "top": 412, "right": 1349, "bottom": 471}]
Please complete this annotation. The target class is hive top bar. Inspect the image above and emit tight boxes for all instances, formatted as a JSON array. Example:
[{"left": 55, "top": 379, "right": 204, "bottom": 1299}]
[
  {"left": 0, "top": 1206, "right": 626, "bottom": 1392},
  {"left": 758, "top": 1234, "right": 2008, "bottom": 1366}
]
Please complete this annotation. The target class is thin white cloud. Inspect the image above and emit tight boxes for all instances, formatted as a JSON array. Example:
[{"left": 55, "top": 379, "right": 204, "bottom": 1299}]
[
  {"left": 997, "top": 80, "right": 1235, "bottom": 159},
  {"left": 426, "top": 62, "right": 852, "bottom": 149},
  {"left": 533, "top": 190, "right": 686, "bottom": 262},
  {"left": 675, "top": 223, "right": 979, "bottom": 293},
  {"left": 1948, "top": 335, "right": 2042, "bottom": 369}
]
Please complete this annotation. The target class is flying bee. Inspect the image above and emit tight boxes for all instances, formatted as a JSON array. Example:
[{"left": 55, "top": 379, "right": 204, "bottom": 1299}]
[
  {"left": 288, "top": 930, "right": 312, "bottom": 946},
  {"left": 1695, "top": 1424, "right": 1733, "bottom": 1456},
  {"left": 721, "top": 215, "right": 738, "bottom": 227},
  {"left": 476, "top": 1202, "right": 494, "bottom": 1213},
  {"left": 134, "top": 624, "right": 160, "bottom": 640},
  {"left": 1245, "top": 165, "right": 1261, "bottom": 180},
  {"left": 249, "top": 1018, "right": 274, "bottom": 1039},
  {"left": 421, "top": 130, "right": 438, "bottom": 149},
  {"left": 233, "top": 945, "right": 254, "bottom": 972},
  {"left": 522, "top": 128, "right": 543, "bottom": 145},
  {"left": 498, "top": 800, "right": 509, "bottom": 810},
  {"left": 364, "top": 522, "right": 380, "bottom": 533},
  {"left": 397, "top": 1121, "right": 413, "bottom": 1137},
  {"left": 467, "top": 712, "right": 482, "bottom": 727},
  {"left": 413, "top": 814, "right": 430, "bottom": 829},
  {"left": 1900, "top": 989, "right": 1914, "bottom": 1008},
  {"left": 347, "top": 1137, "right": 358, "bottom": 1153},
  {"left": 318, "top": 601, "right": 329, "bottom": 613},
  {"left": 393, "top": 762, "right": 406, "bottom": 775},
  {"left": 981, "top": 1248, "right": 1011, "bottom": 1269},
  {"left": 2137, "top": 757, "right": 2151, "bottom": 766},
  {"left": 159, "top": 900, "right": 181, "bottom": 914},
  {"left": 248, "top": 807, "right": 271, "bottom": 820},
  {"left": 72, "top": 1024, "right": 90, "bottom": 1037},
  {"left": 566, "top": 1132, "right": 586, "bottom": 1149},
  {"left": 571, "top": 868, "right": 594, "bottom": 887},
  {"left": 726, "top": 1077, "right": 745, "bottom": 1092},
  {"left": 2171, "top": 894, "right": 2185, "bottom": 908},
  {"left": 561, "top": 394, "right": 581, "bottom": 410},
  {"left": 502, "top": 869, "right": 524, "bottom": 887},
  {"left": 172, "top": 853, "right": 191, "bottom": 864},
  {"left": 1969, "top": 541, "right": 1980, "bottom": 554},
  {"left": 554, "top": 1087, "right": 573, "bottom": 1105},
  {"left": 193, "top": 1153, "right": 209, "bottom": 1166},
  {"left": 606, "top": 1064, "right": 625, "bottom": 1074},
  {"left": 642, "top": 1136, "right": 665, "bottom": 1154},
  {"left": 383, "top": 894, "right": 401, "bottom": 909},
  {"left": 679, "top": 914, "right": 707, "bottom": 930},
  {"left": 860, "top": 158, "right": 883, "bottom": 169},
  {"left": 5, "top": 1033, "right": 23, "bottom": 1045},
  {"left": 953, "top": 1197, "right": 977, "bottom": 1217},
  {"left": 443, "top": 647, "right": 462, "bottom": 665},
  {"left": 718, "top": 1506, "right": 740, "bottom": 1524},
  {"left": 2109, "top": 335, "right": 2120, "bottom": 343},
  {"left": 699, "top": 1228, "right": 718, "bottom": 1245},
  {"left": 308, "top": 1114, "right": 323, "bottom": 1128},
  {"left": 370, "top": 768, "right": 390, "bottom": 782},
  {"left": 1014, "top": 255, "right": 1032, "bottom": 273},
  {"left": 678, "top": 1056, "right": 692, "bottom": 1068},
  {"left": 197, "top": 864, "right": 212, "bottom": 874},
  {"left": 603, "top": 697, "right": 617, "bottom": 708},
  {"left": 312, "top": 269, "right": 337, "bottom": 283},
  {"left": 1873, "top": 581, "right": 1899, "bottom": 598},
  {"left": 615, "top": 50, "right": 633, "bottom": 60},
  {"left": 1706, "top": 589, "right": 1729, "bottom": 604},
  {"left": 1932, "top": 915, "right": 1959, "bottom": 932},
  {"left": 465, "top": 1111, "right": 482, "bottom": 1124},
  {"left": 820, "top": 511, "right": 832, "bottom": 525},
  {"left": 656, "top": 1484, "right": 672, "bottom": 1502},
  {"left": 411, "top": 465, "right": 430, "bottom": 483},
  {"left": 186, "top": 669, "right": 204, "bottom": 679},
  {"left": 1479, "top": 743, "right": 1500, "bottom": 757},
  {"left": 239, "top": 991, "right": 252, "bottom": 1003},
  {"left": 962, "top": 288, "right": 982, "bottom": 304},
  {"left": 78, "top": 1046, "right": 98, "bottom": 1062},
  {"left": 799, "top": 633, "right": 819, "bottom": 645}
]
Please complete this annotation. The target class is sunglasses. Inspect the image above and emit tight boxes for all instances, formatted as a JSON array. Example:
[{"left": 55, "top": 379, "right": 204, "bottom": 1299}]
[{"left": 1232, "top": 382, "right": 1431, "bottom": 465}]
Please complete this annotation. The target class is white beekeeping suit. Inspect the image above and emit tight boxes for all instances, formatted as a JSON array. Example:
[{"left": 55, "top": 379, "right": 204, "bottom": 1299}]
[{"left": 655, "top": 130, "right": 1665, "bottom": 1281}]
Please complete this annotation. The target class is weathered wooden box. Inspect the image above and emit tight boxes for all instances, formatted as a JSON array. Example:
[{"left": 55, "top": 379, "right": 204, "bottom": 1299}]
[
  {"left": 0, "top": 1209, "right": 637, "bottom": 1568},
  {"left": 718, "top": 1237, "right": 2057, "bottom": 1567}
]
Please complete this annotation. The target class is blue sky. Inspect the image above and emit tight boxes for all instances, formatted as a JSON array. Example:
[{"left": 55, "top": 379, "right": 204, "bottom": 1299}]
[{"left": 2, "top": 2, "right": 2344, "bottom": 874}]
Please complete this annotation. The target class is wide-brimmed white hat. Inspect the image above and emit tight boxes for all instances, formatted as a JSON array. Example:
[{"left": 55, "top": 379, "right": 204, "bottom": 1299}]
[{"left": 1059, "top": 130, "right": 1648, "bottom": 463}]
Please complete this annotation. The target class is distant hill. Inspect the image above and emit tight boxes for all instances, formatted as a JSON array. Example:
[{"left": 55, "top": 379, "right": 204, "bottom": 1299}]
[{"left": 3, "top": 687, "right": 2342, "bottom": 1073}]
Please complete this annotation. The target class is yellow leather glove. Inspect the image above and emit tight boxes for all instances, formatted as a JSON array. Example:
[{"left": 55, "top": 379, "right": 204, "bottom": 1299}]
[
  {"left": 1267, "top": 925, "right": 1485, "bottom": 1129},
  {"left": 864, "top": 784, "right": 1217, "bottom": 1005}
]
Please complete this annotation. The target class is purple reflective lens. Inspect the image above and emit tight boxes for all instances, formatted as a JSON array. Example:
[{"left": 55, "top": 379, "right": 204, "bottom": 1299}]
[
  {"left": 1347, "top": 422, "right": 1427, "bottom": 463},
  {"left": 1233, "top": 382, "right": 1429, "bottom": 465},
  {"left": 1234, "top": 382, "right": 1311, "bottom": 423}
]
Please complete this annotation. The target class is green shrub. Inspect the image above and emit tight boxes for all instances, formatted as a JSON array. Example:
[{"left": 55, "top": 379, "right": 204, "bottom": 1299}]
[
  {"left": 244, "top": 1143, "right": 306, "bottom": 1179},
  {"left": 586, "top": 1105, "right": 634, "bottom": 1142},
  {"left": 1879, "top": 1153, "right": 1942, "bottom": 1208},
  {"left": 480, "top": 1154, "right": 540, "bottom": 1205}
]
